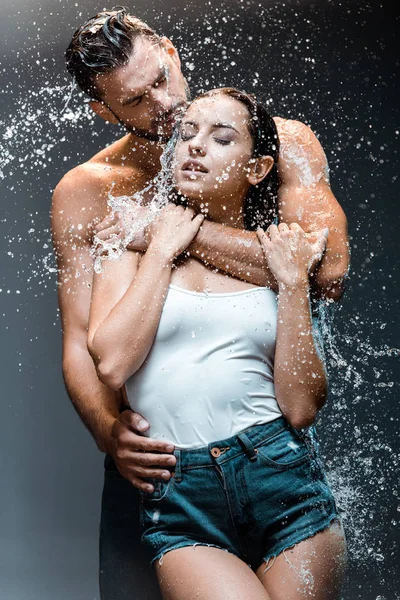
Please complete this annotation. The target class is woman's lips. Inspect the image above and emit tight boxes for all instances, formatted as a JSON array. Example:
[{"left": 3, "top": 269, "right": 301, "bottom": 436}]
[{"left": 181, "top": 159, "right": 208, "bottom": 173}]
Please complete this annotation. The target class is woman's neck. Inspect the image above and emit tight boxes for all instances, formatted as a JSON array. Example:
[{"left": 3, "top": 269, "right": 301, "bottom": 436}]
[{"left": 189, "top": 197, "right": 245, "bottom": 230}]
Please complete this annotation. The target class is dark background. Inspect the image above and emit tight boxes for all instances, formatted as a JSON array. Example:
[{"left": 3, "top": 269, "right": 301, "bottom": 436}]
[{"left": 0, "top": 0, "right": 399, "bottom": 598}]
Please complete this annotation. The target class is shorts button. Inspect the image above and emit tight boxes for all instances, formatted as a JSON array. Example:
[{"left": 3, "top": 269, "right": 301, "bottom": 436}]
[{"left": 211, "top": 447, "right": 221, "bottom": 457}]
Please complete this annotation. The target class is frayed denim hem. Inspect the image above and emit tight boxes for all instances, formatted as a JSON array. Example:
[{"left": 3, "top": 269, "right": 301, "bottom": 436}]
[
  {"left": 259, "top": 514, "right": 344, "bottom": 576},
  {"left": 150, "top": 541, "right": 240, "bottom": 569}
]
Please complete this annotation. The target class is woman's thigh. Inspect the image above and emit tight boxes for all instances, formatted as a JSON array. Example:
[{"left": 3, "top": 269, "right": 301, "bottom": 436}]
[
  {"left": 256, "top": 521, "right": 347, "bottom": 600},
  {"left": 155, "top": 546, "right": 271, "bottom": 600}
]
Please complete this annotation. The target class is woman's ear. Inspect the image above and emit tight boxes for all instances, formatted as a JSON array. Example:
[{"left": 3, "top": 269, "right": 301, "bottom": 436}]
[
  {"left": 161, "top": 36, "right": 181, "bottom": 69},
  {"left": 247, "top": 155, "right": 274, "bottom": 185},
  {"left": 89, "top": 101, "right": 120, "bottom": 125}
]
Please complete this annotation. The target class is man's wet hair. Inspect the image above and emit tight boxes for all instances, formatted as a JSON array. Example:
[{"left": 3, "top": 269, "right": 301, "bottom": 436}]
[
  {"left": 65, "top": 7, "right": 161, "bottom": 101},
  {"left": 196, "top": 88, "right": 280, "bottom": 231}
]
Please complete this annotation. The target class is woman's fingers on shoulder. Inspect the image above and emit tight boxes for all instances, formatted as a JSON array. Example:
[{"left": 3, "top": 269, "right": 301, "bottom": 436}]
[
  {"left": 288, "top": 222, "right": 306, "bottom": 236},
  {"left": 287, "top": 223, "right": 308, "bottom": 244},
  {"left": 267, "top": 223, "right": 280, "bottom": 240},
  {"left": 278, "top": 223, "right": 290, "bottom": 234},
  {"left": 256, "top": 227, "right": 266, "bottom": 241},
  {"left": 193, "top": 213, "right": 205, "bottom": 226},
  {"left": 161, "top": 203, "right": 178, "bottom": 216},
  {"left": 94, "top": 223, "right": 123, "bottom": 240},
  {"left": 94, "top": 212, "right": 118, "bottom": 232},
  {"left": 163, "top": 203, "right": 190, "bottom": 218},
  {"left": 256, "top": 228, "right": 272, "bottom": 248},
  {"left": 183, "top": 205, "right": 194, "bottom": 214}
]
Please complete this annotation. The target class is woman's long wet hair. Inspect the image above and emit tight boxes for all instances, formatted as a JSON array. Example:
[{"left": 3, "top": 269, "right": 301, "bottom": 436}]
[{"left": 193, "top": 88, "right": 280, "bottom": 230}]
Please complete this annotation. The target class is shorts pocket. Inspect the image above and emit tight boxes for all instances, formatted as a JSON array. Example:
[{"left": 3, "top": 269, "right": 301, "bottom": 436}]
[{"left": 256, "top": 426, "right": 312, "bottom": 470}]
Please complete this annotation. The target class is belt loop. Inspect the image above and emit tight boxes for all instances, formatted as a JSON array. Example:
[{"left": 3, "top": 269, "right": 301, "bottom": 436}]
[
  {"left": 174, "top": 449, "right": 182, "bottom": 483},
  {"left": 237, "top": 432, "right": 258, "bottom": 461}
]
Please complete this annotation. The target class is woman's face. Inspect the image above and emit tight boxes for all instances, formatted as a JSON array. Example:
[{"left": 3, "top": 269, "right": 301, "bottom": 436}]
[{"left": 173, "top": 94, "right": 255, "bottom": 208}]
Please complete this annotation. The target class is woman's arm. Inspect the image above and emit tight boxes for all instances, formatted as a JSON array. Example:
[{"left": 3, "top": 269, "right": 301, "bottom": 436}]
[
  {"left": 88, "top": 204, "right": 204, "bottom": 390},
  {"left": 274, "top": 279, "right": 327, "bottom": 430},
  {"left": 88, "top": 247, "right": 173, "bottom": 390},
  {"left": 257, "top": 223, "right": 328, "bottom": 429}
]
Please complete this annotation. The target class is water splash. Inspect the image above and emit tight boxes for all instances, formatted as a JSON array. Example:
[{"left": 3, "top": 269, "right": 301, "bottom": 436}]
[
  {"left": 314, "top": 301, "right": 399, "bottom": 565},
  {"left": 1, "top": 1, "right": 398, "bottom": 591},
  {"left": 91, "top": 128, "right": 180, "bottom": 273}
]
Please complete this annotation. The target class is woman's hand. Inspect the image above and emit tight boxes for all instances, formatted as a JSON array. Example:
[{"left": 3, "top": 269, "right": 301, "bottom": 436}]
[
  {"left": 93, "top": 204, "right": 150, "bottom": 252},
  {"left": 146, "top": 204, "right": 205, "bottom": 261},
  {"left": 256, "top": 223, "right": 328, "bottom": 288}
]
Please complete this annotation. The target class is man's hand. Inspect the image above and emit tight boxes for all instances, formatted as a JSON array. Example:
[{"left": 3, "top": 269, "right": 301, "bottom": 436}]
[{"left": 107, "top": 409, "right": 176, "bottom": 493}]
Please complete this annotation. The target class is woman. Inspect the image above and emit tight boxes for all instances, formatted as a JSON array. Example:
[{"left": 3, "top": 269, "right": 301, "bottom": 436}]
[{"left": 88, "top": 88, "right": 347, "bottom": 599}]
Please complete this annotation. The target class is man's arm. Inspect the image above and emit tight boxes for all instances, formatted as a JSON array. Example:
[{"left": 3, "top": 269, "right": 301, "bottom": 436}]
[
  {"left": 96, "top": 209, "right": 274, "bottom": 288},
  {"left": 185, "top": 119, "right": 349, "bottom": 300},
  {"left": 52, "top": 170, "right": 125, "bottom": 451},
  {"left": 51, "top": 167, "right": 176, "bottom": 492},
  {"left": 189, "top": 222, "right": 273, "bottom": 288},
  {"left": 275, "top": 118, "right": 349, "bottom": 300}
]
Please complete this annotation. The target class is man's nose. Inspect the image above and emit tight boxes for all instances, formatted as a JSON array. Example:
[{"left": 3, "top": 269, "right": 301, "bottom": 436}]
[{"left": 150, "top": 88, "right": 172, "bottom": 116}]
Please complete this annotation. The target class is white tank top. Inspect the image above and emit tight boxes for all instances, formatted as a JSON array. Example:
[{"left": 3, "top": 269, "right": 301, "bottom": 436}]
[{"left": 125, "top": 284, "right": 282, "bottom": 448}]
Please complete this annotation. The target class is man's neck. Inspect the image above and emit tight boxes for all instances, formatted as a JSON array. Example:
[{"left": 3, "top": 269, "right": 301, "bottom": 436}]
[{"left": 124, "top": 132, "right": 164, "bottom": 171}]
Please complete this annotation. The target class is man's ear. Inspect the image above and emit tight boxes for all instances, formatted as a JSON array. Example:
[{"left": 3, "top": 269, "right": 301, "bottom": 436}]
[
  {"left": 247, "top": 155, "right": 274, "bottom": 186},
  {"left": 89, "top": 100, "right": 120, "bottom": 125},
  {"left": 161, "top": 36, "right": 181, "bottom": 69}
]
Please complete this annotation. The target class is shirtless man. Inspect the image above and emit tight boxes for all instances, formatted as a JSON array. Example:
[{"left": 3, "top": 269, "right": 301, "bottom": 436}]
[{"left": 52, "top": 8, "right": 349, "bottom": 599}]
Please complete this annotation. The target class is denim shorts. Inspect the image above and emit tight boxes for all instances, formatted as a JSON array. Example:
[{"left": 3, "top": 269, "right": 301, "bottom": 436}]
[{"left": 139, "top": 416, "right": 342, "bottom": 570}]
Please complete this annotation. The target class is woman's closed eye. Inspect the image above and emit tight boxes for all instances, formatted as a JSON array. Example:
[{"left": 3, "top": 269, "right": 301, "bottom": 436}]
[
  {"left": 214, "top": 138, "right": 233, "bottom": 146},
  {"left": 180, "top": 131, "right": 193, "bottom": 142},
  {"left": 180, "top": 132, "right": 233, "bottom": 146}
]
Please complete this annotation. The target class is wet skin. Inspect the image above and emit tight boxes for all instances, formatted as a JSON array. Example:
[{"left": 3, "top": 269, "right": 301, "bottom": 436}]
[
  {"left": 174, "top": 94, "right": 274, "bottom": 223},
  {"left": 93, "top": 35, "right": 189, "bottom": 143},
  {"left": 52, "top": 34, "right": 349, "bottom": 492},
  {"left": 51, "top": 29, "right": 349, "bottom": 600},
  {"left": 87, "top": 87, "right": 346, "bottom": 597}
]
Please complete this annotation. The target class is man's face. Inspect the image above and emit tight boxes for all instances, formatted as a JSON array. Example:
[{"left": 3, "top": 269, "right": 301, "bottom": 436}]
[{"left": 94, "top": 36, "right": 190, "bottom": 142}]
